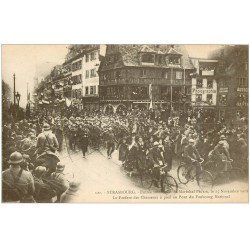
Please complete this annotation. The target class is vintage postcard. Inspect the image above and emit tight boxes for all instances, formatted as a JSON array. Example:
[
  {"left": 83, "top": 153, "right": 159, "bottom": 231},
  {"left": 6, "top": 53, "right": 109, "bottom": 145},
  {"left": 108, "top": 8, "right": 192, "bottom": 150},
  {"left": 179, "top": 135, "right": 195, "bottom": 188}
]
[{"left": 2, "top": 44, "right": 249, "bottom": 203}]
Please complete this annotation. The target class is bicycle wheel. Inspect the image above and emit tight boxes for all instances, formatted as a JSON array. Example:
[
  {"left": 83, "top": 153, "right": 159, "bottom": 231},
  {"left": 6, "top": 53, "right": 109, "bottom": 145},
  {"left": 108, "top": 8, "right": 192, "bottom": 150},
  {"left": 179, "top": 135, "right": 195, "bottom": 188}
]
[
  {"left": 140, "top": 169, "right": 153, "bottom": 189},
  {"left": 177, "top": 164, "right": 190, "bottom": 184},
  {"left": 197, "top": 170, "right": 213, "bottom": 190},
  {"left": 163, "top": 175, "right": 178, "bottom": 193}
]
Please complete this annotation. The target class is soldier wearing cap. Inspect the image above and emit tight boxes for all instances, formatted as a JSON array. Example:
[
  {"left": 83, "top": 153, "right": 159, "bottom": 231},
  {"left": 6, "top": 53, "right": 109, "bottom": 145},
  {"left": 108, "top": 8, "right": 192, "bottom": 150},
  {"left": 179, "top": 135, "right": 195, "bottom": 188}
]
[
  {"left": 33, "top": 166, "right": 57, "bottom": 203},
  {"left": 2, "top": 152, "right": 35, "bottom": 202},
  {"left": 49, "top": 162, "right": 69, "bottom": 201},
  {"left": 36, "top": 123, "right": 59, "bottom": 155}
]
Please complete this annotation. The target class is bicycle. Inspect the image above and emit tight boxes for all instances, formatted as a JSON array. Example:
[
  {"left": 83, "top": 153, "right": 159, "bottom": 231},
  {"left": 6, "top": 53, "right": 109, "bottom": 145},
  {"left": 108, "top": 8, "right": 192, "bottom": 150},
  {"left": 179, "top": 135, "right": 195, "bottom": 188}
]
[
  {"left": 204, "top": 159, "right": 246, "bottom": 185},
  {"left": 177, "top": 159, "right": 213, "bottom": 190},
  {"left": 140, "top": 164, "right": 178, "bottom": 193}
]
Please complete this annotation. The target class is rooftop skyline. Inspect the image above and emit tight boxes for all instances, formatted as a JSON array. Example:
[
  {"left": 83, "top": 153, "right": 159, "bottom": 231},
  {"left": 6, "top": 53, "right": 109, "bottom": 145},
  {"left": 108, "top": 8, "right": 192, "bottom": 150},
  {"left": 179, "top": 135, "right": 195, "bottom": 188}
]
[{"left": 2, "top": 44, "right": 222, "bottom": 107}]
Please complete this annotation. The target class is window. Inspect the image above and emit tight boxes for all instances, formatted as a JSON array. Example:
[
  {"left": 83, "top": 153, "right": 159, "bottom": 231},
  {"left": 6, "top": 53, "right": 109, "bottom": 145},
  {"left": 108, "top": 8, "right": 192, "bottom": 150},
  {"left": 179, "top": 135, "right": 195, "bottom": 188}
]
[
  {"left": 196, "top": 94, "right": 202, "bottom": 102},
  {"left": 85, "top": 87, "right": 89, "bottom": 95},
  {"left": 140, "top": 69, "right": 146, "bottom": 77},
  {"left": 90, "top": 69, "right": 96, "bottom": 77},
  {"left": 169, "top": 56, "right": 180, "bottom": 65},
  {"left": 116, "top": 70, "right": 121, "bottom": 78},
  {"left": 162, "top": 70, "right": 167, "bottom": 79},
  {"left": 197, "top": 79, "right": 203, "bottom": 88},
  {"left": 79, "top": 74, "right": 82, "bottom": 83},
  {"left": 207, "top": 80, "right": 213, "bottom": 89},
  {"left": 86, "top": 54, "right": 89, "bottom": 62},
  {"left": 219, "top": 94, "right": 227, "bottom": 105},
  {"left": 158, "top": 55, "right": 164, "bottom": 64},
  {"left": 207, "top": 94, "right": 213, "bottom": 104},
  {"left": 86, "top": 70, "right": 89, "bottom": 78},
  {"left": 176, "top": 71, "right": 182, "bottom": 79},
  {"left": 131, "top": 86, "right": 148, "bottom": 100},
  {"left": 90, "top": 52, "right": 96, "bottom": 61},
  {"left": 236, "top": 94, "right": 248, "bottom": 107},
  {"left": 141, "top": 54, "right": 155, "bottom": 63},
  {"left": 90, "top": 86, "right": 96, "bottom": 95}
]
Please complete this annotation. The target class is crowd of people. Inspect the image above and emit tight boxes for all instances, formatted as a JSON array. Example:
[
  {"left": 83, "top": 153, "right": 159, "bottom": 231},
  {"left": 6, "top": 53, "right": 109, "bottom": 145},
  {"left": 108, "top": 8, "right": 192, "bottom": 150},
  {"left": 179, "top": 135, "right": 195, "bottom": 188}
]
[{"left": 2, "top": 105, "right": 248, "bottom": 202}]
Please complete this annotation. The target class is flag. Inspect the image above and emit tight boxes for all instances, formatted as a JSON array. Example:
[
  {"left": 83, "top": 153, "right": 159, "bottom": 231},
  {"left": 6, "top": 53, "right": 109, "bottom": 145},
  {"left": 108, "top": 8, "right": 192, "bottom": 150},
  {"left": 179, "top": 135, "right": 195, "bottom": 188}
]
[
  {"left": 149, "top": 83, "right": 152, "bottom": 99},
  {"left": 149, "top": 100, "right": 153, "bottom": 109},
  {"left": 65, "top": 97, "right": 72, "bottom": 107},
  {"left": 149, "top": 83, "right": 153, "bottom": 109}
]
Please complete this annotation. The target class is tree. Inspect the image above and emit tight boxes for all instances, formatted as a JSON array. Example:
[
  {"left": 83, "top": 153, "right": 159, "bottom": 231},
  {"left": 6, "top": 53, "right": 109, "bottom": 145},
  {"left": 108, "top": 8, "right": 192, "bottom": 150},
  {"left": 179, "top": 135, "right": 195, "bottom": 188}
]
[{"left": 2, "top": 80, "right": 12, "bottom": 121}]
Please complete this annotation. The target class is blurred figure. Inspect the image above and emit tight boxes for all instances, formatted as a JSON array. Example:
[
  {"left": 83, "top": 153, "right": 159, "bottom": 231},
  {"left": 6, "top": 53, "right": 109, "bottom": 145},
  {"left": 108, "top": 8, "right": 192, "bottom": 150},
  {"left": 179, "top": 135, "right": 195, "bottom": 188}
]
[{"left": 60, "top": 180, "right": 82, "bottom": 203}]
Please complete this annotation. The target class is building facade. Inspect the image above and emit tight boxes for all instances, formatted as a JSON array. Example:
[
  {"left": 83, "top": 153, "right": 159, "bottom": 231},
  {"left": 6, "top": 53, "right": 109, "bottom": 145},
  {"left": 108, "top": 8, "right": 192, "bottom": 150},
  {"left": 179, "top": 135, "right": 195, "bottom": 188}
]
[
  {"left": 55, "top": 45, "right": 101, "bottom": 111},
  {"left": 209, "top": 45, "right": 248, "bottom": 121},
  {"left": 190, "top": 59, "right": 218, "bottom": 108},
  {"left": 98, "top": 45, "right": 195, "bottom": 114}
]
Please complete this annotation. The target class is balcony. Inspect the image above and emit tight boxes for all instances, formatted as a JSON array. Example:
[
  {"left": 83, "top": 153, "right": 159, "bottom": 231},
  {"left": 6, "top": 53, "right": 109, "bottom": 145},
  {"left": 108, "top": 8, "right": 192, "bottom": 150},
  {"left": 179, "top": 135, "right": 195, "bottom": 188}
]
[{"left": 100, "top": 78, "right": 191, "bottom": 86}]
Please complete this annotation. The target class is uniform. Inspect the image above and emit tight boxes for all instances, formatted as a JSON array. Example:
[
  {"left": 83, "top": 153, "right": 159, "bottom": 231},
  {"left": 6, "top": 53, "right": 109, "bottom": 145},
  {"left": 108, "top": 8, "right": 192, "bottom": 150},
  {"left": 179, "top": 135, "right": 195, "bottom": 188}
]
[
  {"left": 2, "top": 166, "right": 35, "bottom": 202},
  {"left": 36, "top": 130, "right": 59, "bottom": 155}
]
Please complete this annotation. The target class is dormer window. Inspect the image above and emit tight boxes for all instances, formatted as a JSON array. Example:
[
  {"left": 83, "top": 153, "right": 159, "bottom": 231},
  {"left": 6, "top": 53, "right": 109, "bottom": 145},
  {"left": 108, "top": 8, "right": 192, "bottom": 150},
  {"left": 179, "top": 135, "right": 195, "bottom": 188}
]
[
  {"left": 167, "top": 47, "right": 182, "bottom": 66},
  {"left": 141, "top": 53, "right": 155, "bottom": 64},
  {"left": 169, "top": 56, "right": 181, "bottom": 65}
]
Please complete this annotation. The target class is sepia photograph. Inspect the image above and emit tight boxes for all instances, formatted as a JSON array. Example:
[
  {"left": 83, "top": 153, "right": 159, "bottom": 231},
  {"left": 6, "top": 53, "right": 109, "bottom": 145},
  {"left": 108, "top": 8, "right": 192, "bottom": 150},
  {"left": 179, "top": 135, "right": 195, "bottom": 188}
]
[{"left": 1, "top": 44, "right": 249, "bottom": 203}]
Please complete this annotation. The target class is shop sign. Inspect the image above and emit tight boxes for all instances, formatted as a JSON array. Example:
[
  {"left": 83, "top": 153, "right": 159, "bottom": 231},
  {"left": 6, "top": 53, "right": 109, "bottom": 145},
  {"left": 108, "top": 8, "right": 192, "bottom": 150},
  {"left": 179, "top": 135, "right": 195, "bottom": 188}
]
[
  {"left": 219, "top": 87, "right": 228, "bottom": 93},
  {"left": 192, "top": 88, "right": 216, "bottom": 94},
  {"left": 237, "top": 87, "right": 248, "bottom": 93},
  {"left": 201, "top": 70, "right": 214, "bottom": 76}
]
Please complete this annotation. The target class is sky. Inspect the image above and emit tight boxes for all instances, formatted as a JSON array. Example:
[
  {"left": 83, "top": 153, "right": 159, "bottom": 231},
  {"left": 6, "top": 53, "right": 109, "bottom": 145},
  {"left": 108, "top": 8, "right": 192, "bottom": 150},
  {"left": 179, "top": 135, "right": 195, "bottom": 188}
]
[{"left": 2, "top": 44, "right": 222, "bottom": 107}]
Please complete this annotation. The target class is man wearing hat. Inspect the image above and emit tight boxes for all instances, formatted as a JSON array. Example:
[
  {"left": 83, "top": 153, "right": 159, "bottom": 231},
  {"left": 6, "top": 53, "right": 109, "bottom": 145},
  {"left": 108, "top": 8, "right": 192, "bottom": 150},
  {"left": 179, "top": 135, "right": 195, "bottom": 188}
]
[
  {"left": 36, "top": 123, "right": 59, "bottom": 155},
  {"left": 49, "top": 162, "right": 69, "bottom": 202},
  {"left": 78, "top": 125, "right": 89, "bottom": 158},
  {"left": 147, "top": 141, "right": 165, "bottom": 190},
  {"left": 219, "top": 134, "right": 229, "bottom": 151},
  {"left": 210, "top": 140, "right": 232, "bottom": 172},
  {"left": 2, "top": 151, "right": 35, "bottom": 202},
  {"left": 183, "top": 139, "right": 203, "bottom": 180}
]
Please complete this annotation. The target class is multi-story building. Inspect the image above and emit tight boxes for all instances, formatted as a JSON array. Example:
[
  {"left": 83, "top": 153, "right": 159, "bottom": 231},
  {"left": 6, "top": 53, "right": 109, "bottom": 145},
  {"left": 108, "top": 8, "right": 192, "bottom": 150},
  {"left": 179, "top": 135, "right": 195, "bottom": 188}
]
[
  {"left": 190, "top": 59, "right": 218, "bottom": 108},
  {"left": 59, "top": 45, "right": 101, "bottom": 111},
  {"left": 209, "top": 45, "right": 248, "bottom": 121},
  {"left": 98, "top": 45, "right": 195, "bottom": 114},
  {"left": 82, "top": 46, "right": 100, "bottom": 111}
]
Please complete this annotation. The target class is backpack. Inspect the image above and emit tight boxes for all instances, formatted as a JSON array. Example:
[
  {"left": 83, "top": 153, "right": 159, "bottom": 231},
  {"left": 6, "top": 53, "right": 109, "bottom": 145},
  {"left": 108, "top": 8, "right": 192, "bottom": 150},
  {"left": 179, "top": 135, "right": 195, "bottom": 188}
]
[{"left": 2, "top": 169, "right": 23, "bottom": 202}]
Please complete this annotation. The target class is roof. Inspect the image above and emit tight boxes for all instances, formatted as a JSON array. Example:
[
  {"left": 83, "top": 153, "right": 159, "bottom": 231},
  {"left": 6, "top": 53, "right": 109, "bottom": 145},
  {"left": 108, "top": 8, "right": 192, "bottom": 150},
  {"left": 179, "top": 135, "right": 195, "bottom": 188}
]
[
  {"left": 167, "top": 47, "right": 182, "bottom": 55},
  {"left": 100, "top": 45, "right": 194, "bottom": 71},
  {"left": 140, "top": 45, "right": 156, "bottom": 53}
]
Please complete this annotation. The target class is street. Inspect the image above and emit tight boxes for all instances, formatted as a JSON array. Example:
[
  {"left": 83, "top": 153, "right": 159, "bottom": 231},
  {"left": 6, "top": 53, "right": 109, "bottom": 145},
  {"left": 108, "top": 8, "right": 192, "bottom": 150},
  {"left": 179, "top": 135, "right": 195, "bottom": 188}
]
[{"left": 58, "top": 139, "right": 248, "bottom": 202}]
